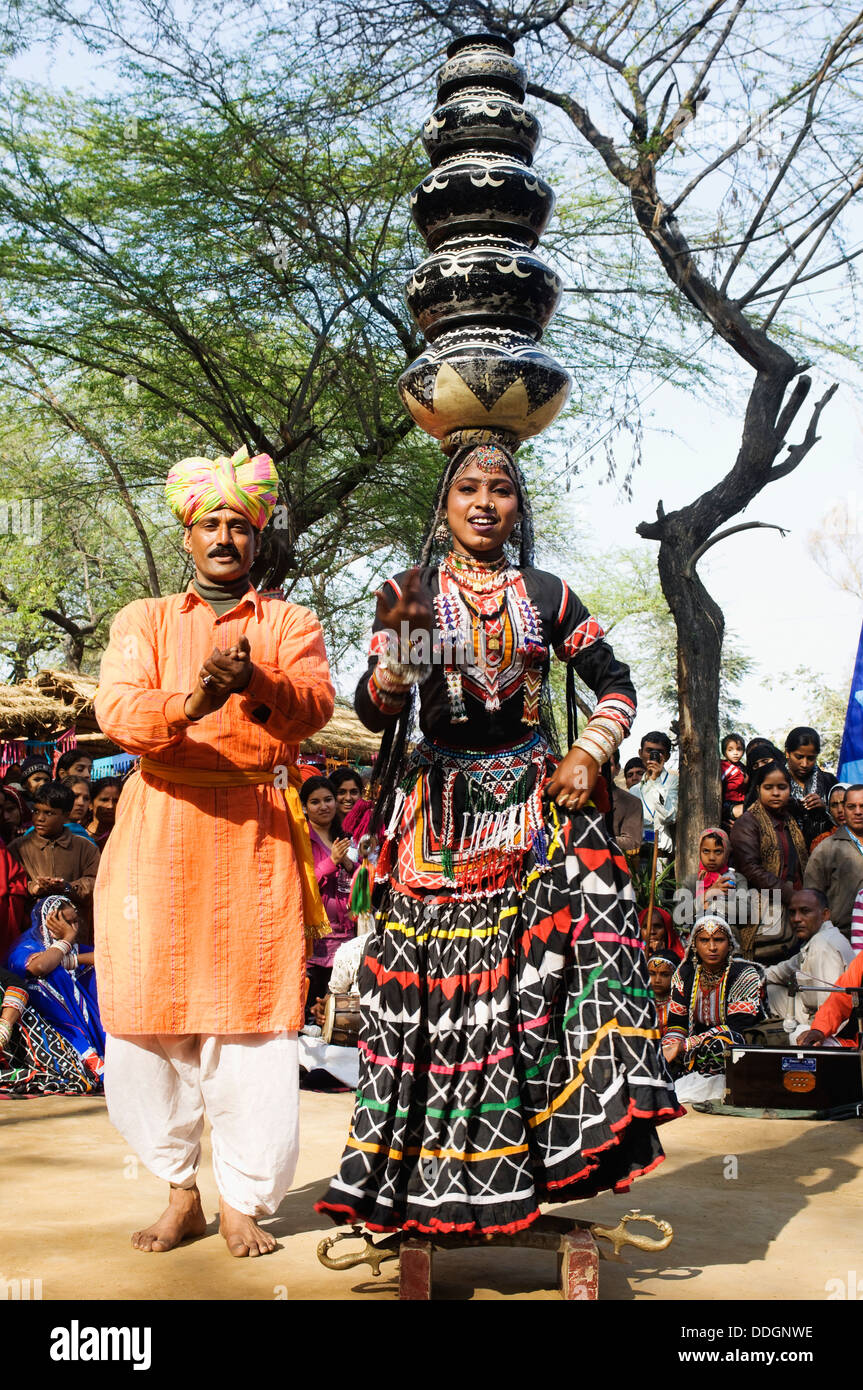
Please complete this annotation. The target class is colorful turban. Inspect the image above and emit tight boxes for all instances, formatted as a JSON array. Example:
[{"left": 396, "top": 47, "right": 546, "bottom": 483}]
[{"left": 164, "top": 446, "right": 279, "bottom": 529}]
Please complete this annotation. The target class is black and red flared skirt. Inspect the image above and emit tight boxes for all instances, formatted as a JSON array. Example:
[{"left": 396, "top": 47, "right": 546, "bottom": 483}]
[{"left": 316, "top": 740, "right": 683, "bottom": 1235}]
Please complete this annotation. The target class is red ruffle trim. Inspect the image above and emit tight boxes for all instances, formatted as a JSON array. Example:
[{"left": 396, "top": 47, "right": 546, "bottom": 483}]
[{"left": 314, "top": 1093, "right": 684, "bottom": 1235}]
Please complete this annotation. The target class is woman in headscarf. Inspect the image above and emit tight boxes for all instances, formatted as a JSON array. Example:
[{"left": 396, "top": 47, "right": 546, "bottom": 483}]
[
  {"left": 639, "top": 906, "right": 685, "bottom": 961},
  {"left": 6, "top": 895, "right": 104, "bottom": 1083},
  {"left": 661, "top": 916, "right": 766, "bottom": 1096},
  {"left": 809, "top": 783, "right": 847, "bottom": 853},
  {"left": 0, "top": 963, "right": 95, "bottom": 1096},
  {"left": 316, "top": 441, "right": 682, "bottom": 1236}
]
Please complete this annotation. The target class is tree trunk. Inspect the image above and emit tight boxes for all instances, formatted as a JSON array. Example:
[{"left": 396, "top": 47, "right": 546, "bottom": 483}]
[
  {"left": 655, "top": 523, "right": 724, "bottom": 882},
  {"left": 61, "top": 632, "right": 84, "bottom": 672}
]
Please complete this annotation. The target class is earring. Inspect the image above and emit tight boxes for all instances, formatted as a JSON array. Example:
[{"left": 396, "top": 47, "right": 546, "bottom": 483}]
[
  {"left": 434, "top": 520, "right": 450, "bottom": 544},
  {"left": 511, "top": 521, "right": 522, "bottom": 545}
]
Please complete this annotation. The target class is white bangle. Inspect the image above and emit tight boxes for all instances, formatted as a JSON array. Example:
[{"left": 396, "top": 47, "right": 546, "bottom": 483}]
[
  {"left": 52, "top": 939, "right": 72, "bottom": 958},
  {"left": 376, "top": 652, "right": 430, "bottom": 688}
]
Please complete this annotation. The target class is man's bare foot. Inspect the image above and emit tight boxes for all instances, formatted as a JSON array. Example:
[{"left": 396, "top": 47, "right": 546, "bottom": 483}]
[
  {"left": 219, "top": 1198, "right": 277, "bottom": 1257},
  {"left": 131, "top": 1184, "right": 207, "bottom": 1253}
]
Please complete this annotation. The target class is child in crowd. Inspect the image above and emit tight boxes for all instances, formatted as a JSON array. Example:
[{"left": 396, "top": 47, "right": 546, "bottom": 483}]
[
  {"left": 8, "top": 781, "right": 100, "bottom": 911},
  {"left": 18, "top": 756, "right": 52, "bottom": 805},
  {"left": 697, "top": 826, "right": 735, "bottom": 914},
  {"left": 647, "top": 949, "right": 678, "bottom": 1034},
  {"left": 720, "top": 733, "right": 747, "bottom": 826}
]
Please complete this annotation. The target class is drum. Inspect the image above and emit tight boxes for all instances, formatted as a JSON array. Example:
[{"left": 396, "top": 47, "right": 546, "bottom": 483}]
[{"left": 323, "top": 992, "right": 361, "bottom": 1048}]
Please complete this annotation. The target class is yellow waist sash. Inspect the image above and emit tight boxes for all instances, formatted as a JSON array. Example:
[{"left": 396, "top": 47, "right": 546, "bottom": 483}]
[{"left": 138, "top": 756, "right": 330, "bottom": 945}]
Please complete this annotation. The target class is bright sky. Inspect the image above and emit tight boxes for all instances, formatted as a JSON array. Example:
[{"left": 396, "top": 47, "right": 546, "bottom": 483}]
[{"left": 564, "top": 377, "right": 862, "bottom": 746}]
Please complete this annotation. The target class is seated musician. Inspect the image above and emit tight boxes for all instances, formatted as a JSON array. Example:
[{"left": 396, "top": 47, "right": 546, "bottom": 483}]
[
  {"left": 661, "top": 915, "right": 766, "bottom": 1094},
  {"left": 764, "top": 888, "right": 855, "bottom": 1042},
  {"left": 798, "top": 949, "right": 863, "bottom": 1049}
]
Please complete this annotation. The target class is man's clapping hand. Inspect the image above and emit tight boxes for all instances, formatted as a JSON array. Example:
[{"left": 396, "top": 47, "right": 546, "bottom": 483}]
[{"left": 185, "top": 635, "right": 253, "bottom": 720}]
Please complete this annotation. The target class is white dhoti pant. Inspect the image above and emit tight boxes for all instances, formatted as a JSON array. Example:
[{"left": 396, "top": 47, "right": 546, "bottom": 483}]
[{"left": 105, "top": 1032, "right": 299, "bottom": 1217}]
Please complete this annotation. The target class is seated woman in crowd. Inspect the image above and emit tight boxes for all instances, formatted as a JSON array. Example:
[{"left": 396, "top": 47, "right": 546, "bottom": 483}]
[
  {"left": 85, "top": 777, "right": 122, "bottom": 848},
  {"left": 0, "top": 962, "right": 96, "bottom": 1096},
  {"left": 810, "top": 783, "right": 846, "bottom": 852},
  {"left": 639, "top": 905, "right": 685, "bottom": 961},
  {"left": 661, "top": 915, "right": 766, "bottom": 1100},
  {"left": 299, "top": 775, "right": 357, "bottom": 1012},
  {"left": 784, "top": 726, "right": 835, "bottom": 850},
  {"left": 6, "top": 894, "right": 104, "bottom": 1083},
  {"left": 647, "top": 949, "right": 678, "bottom": 1035},
  {"left": 730, "top": 760, "right": 808, "bottom": 959}
]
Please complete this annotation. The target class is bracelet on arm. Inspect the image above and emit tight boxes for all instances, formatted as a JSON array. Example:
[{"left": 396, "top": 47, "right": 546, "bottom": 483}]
[
  {"left": 51, "top": 939, "right": 72, "bottom": 959},
  {"left": 376, "top": 652, "right": 431, "bottom": 688},
  {"left": 572, "top": 719, "right": 621, "bottom": 766}
]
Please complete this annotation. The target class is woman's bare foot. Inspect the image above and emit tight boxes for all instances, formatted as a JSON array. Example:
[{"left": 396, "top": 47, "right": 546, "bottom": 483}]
[
  {"left": 219, "top": 1198, "right": 277, "bottom": 1257},
  {"left": 131, "top": 1184, "right": 207, "bottom": 1253}
]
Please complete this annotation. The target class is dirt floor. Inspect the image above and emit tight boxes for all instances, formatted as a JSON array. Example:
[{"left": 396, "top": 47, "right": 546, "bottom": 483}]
[{"left": 1, "top": 1090, "right": 860, "bottom": 1302}]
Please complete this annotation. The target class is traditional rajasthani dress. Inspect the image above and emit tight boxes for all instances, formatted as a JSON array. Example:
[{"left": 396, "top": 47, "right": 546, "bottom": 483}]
[
  {"left": 665, "top": 956, "right": 766, "bottom": 1076},
  {"left": 6, "top": 898, "right": 105, "bottom": 1083},
  {"left": 317, "top": 554, "right": 683, "bottom": 1235},
  {"left": 0, "top": 966, "right": 95, "bottom": 1097}
]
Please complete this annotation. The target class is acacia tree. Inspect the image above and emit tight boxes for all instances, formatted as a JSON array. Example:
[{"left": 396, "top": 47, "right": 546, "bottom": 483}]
[
  {"left": 313, "top": 0, "right": 863, "bottom": 875},
  {"left": 0, "top": 0, "right": 712, "bottom": 679},
  {"left": 0, "top": 29, "right": 450, "bottom": 671}
]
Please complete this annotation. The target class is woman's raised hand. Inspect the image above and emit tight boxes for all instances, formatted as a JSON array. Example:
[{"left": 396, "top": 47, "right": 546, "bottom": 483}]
[
  {"left": 330, "top": 837, "right": 352, "bottom": 866},
  {"left": 374, "top": 568, "right": 434, "bottom": 646}
]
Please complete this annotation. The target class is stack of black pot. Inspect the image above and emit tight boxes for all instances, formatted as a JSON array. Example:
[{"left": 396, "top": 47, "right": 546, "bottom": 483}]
[{"left": 399, "top": 32, "right": 571, "bottom": 455}]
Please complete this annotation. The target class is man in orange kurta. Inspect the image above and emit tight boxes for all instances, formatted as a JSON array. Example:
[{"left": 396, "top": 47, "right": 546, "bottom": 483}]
[{"left": 94, "top": 447, "right": 334, "bottom": 1257}]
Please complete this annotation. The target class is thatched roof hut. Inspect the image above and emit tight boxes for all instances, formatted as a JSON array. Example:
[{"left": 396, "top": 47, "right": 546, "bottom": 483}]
[
  {"left": 0, "top": 672, "right": 380, "bottom": 767},
  {"left": 300, "top": 699, "right": 381, "bottom": 765},
  {"left": 0, "top": 669, "right": 113, "bottom": 756}
]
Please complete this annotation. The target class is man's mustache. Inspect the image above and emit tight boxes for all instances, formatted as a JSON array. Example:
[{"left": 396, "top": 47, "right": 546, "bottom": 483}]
[{"left": 208, "top": 548, "right": 240, "bottom": 558}]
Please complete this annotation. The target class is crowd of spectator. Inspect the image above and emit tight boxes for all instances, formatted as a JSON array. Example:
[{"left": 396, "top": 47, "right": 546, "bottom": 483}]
[{"left": 2, "top": 720, "right": 861, "bottom": 1104}]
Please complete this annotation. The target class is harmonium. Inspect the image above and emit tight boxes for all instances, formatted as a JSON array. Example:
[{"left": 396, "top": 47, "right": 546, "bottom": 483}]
[{"left": 727, "top": 1046, "right": 863, "bottom": 1112}]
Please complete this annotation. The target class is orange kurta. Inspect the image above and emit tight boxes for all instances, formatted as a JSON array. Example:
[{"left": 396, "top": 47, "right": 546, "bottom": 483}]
[{"left": 93, "top": 587, "right": 334, "bottom": 1035}]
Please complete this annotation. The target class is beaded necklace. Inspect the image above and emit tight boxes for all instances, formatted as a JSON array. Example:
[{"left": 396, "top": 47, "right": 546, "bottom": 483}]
[{"left": 441, "top": 549, "right": 520, "bottom": 595}]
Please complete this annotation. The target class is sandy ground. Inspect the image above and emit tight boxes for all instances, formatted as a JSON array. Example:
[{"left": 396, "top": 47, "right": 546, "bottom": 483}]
[{"left": 1, "top": 1089, "right": 860, "bottom": 1302}]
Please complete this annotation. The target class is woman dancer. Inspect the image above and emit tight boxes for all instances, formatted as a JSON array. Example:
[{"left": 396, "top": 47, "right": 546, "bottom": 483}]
[{"left": 316, "top": 443, "right": 681, "bottom": 1235}]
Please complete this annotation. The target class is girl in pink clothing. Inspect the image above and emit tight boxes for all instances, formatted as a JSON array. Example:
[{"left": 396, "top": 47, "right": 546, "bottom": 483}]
[{"left": 300, "top": 776, "right": 356, "bottom": 1012}]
